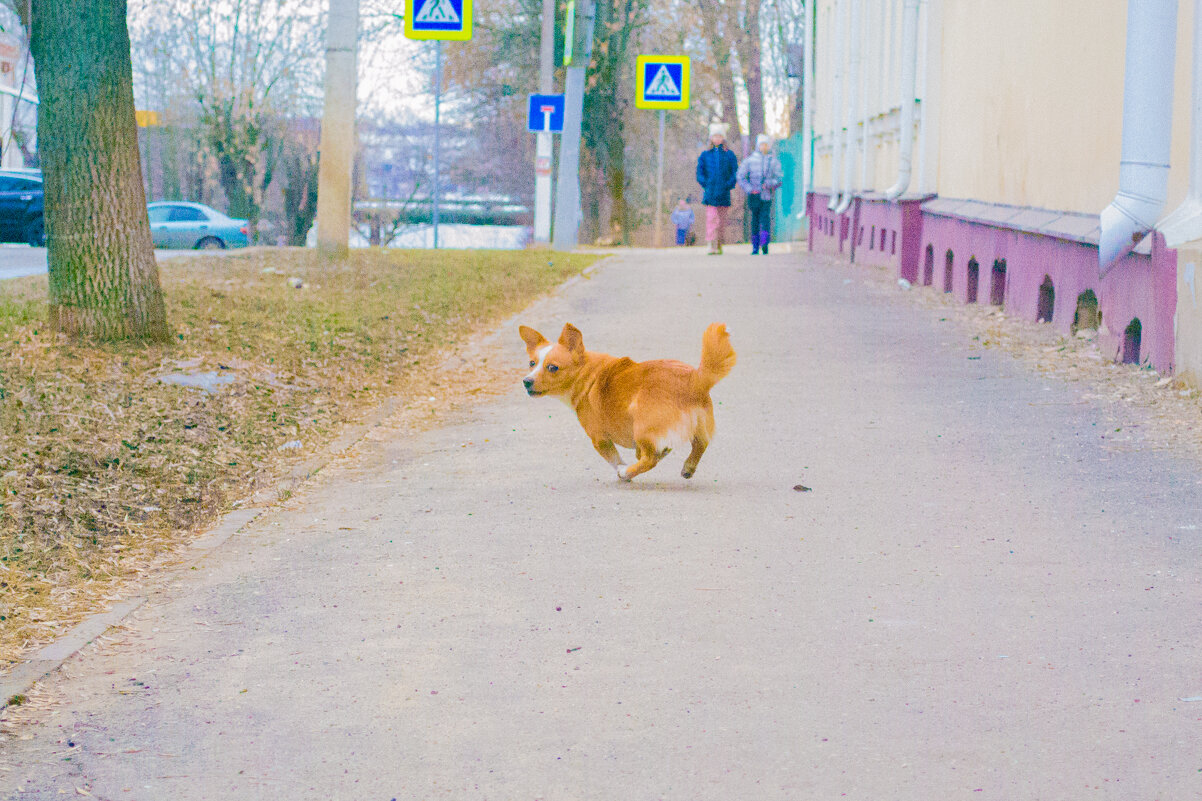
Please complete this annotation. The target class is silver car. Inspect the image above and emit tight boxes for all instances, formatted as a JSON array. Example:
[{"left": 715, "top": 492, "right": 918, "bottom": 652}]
[{"left": 147, "top": 202, "right": 250, "bottom": 249}]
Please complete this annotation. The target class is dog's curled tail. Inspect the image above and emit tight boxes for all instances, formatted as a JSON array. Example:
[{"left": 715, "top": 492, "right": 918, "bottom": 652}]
[{"left": 693, "top": 323, "right": 736, "bottom": 395}]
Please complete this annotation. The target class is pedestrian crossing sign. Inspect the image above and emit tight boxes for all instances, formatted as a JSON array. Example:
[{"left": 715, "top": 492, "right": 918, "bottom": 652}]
[
  {"left": 636, "top": 55, "right": 689, "bottom": 110},
  {"left": 405, "top": 0, "right": 472, "bottom": 40}
]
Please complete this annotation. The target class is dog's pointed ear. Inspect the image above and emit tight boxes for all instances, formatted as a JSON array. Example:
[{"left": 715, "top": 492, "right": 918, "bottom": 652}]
[
  {"left": 558, "top": 323, "right": 584, "bottom": 355},
  {"left": 519, "top": 325, "right": 549, "bottom": 353}
]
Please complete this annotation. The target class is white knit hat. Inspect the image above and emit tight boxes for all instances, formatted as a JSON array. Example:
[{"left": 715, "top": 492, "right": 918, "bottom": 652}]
[
  {"left": 708, "top": 122, "right": 729, "bottom": 140},
  {"left": 756, "top": 134, "right": 773, "bottom": 148}
]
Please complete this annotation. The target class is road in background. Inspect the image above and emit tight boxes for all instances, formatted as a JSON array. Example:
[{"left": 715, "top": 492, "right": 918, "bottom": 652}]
[
  {"left": 0, "top": 246, "right": 234, "bottom": 282},
  {"left": 2, "top": 248, "right": 1201, "bottom": 800}
]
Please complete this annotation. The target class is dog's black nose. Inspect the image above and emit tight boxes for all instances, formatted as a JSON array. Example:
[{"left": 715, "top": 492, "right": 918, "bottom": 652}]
[{"left": 523, "top": 377, "right": 534, "bottom": 389}]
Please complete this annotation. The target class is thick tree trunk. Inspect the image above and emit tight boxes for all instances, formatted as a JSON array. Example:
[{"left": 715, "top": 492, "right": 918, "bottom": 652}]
[
  {"left": 738, "top": 0, "right": 766, "bottom": 138},
  {"left": 30, "top": 0, "right": 169, "bottom": 341}
]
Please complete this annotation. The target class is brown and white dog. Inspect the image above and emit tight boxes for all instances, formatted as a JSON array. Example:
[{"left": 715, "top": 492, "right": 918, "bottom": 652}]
[{"left": 519, "top": 322, "right": 736, "bottom": 481}]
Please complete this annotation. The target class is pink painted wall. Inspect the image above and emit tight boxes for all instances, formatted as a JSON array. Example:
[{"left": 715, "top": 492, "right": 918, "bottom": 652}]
[
  {"left": 807, "top": 192, "right": 854, "bottom": 258},
  {"left": 806, "top": 191, "right": 1178, "bottom": 372},
  {"left": 920, "top": 214, "right": 1176, "bottom": 371},
  {"left": 854, "top": 196, "right": 929, "bottom": 282}
]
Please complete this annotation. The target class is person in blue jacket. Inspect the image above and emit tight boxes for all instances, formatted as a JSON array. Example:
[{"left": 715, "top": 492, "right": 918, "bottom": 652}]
[{"left": 695, "top": 122, "right": 739, "bottom": 255}]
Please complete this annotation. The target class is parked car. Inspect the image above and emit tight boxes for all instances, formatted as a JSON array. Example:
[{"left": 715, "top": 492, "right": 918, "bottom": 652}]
[
  {"left": 0, "top": 169, "right": 45, "bottom": 246},
  {"left": 147, "top": 202, "right": 249, "bottom": 250}
]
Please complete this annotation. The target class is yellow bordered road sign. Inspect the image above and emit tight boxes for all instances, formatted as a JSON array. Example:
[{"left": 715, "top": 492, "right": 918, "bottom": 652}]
[
  {"left": 635, "top": 55, "right": 690, "bottom": 110},
  {"left": 405, "top": 0, "right": 472, "bottom": 40}
]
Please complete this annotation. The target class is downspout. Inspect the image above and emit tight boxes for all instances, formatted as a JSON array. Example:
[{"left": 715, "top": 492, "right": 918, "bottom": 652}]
[
  {"left": 836, "top": 0, "right": 861, "bottom": 214},
  {"left": 885, "top": 0, "right": 920, "bottom": 200},
  {"left": 1160, "top": 0, "right": 1202, "bottom": 246},
  {"left": 802, "top": 0, "right": 816, "bottom": 199},
  {"left": 859, "top": 0, "right": 872, "bottom": 193},
  {"left": 828, "top": 0, "right": 847, "bottom": 210},
  {"left": 915, "top": 0, "right": 934, "bottom": 195},
  {"left": 1099, "top": 0, "right": 1178, "bottom": 275}
]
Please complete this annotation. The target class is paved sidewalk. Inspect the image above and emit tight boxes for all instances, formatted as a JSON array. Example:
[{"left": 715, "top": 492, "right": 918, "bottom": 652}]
[{"left": 2, "top": 248, "right": 1201, "bottom": 800}]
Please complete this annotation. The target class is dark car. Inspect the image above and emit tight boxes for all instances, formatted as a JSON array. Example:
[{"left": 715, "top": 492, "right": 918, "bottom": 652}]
[{"left": 0, "top": 169, "right": 45, "bottom": 246}]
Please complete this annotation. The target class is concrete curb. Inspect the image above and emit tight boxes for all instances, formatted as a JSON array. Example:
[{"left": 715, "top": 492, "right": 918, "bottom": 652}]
[
  {"left": 1, "top": 600, "right": 147, "bottom": 706},
  {"left": 0, "top": 255, "right": 612, "bottom": 710},
  {"left": 0, "top": 394, "right": 405, "bottom": 709}
]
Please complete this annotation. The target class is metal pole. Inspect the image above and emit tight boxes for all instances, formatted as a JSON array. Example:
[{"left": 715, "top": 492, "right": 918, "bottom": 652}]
[
  {"left": 315, "top": 0, "right": 360, "bottom": 257},
  {"left": 654, "top": 109, "right": 665, "bottom": 247},
  {"left": 534, "top": 0, "right": 555, "bottom": 242},
  {"left": 432, "top": 40, "right": 442, "bottom": 249}
]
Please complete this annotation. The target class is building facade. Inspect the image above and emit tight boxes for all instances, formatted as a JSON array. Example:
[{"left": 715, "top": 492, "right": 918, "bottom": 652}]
[{"left": 805, "top": 0, "right": 1202, "bottom": 380}]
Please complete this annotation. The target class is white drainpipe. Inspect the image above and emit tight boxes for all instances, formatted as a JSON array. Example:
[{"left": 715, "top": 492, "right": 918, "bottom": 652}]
[
  {"left": 802, "top": 0, "right": 816, "bottom": 199},
  {"left": 836, "top": 0, "right": 861, "bottom": 214},
  {"left": 859, "top": 0, "right": 872, "bottom": 193},
  {"left": 885, "top": 0, "right": 920, "bottom": 200},
  {"left": 1160, "top": 0, "right": 1202, "bottom": 246},
  {"left": 828, "top": 0, "right": 847, "bottom": 210},
  {"left": 1099, "top": 0, "right": 1178, "bottom": 274}
]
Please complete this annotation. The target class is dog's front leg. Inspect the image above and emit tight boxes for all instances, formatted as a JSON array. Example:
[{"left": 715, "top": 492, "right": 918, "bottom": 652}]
[{"left": 591, "top": 438, "right": 626, "bottom": 477}]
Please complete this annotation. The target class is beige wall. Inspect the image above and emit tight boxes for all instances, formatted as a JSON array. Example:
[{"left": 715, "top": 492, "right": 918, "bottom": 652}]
[
  {"left": 811, "top": 0, "right": 1194, "bottom": 212},
  {"left": 811, "top": 0, "right": 924, "bottom": 193},
  {"left": 936, "top": 0, "right": 1193, "bottom": 213}
]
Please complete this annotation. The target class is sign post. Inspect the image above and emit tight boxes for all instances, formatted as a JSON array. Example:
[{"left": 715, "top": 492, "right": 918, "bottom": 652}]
[
  {"left": 535, "top": 0, "right": 556, "bottom": 244},
  {"left": 528, "top": 93, "right": 565, "bottom": 243},
  {"left": 405, "top": 0, "right": 472, "bottom": 249},
  {"left": 655, "top": 109, "right": 665, "bottom": 247},
  {"left": 635, "top": 55, "right": 690, "bottom": 248}
]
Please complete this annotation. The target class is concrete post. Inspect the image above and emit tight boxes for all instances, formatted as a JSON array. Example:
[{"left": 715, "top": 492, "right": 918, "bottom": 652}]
[
  {"left": 316, "top": 0, "right": 360, "bottom": 258},
  {"left": 552, "top": 0, "right": 594, "bottom": 251}
]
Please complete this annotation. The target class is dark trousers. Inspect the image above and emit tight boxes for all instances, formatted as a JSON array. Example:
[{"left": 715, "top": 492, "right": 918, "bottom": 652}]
[{"left": 748, "top": 194, "right": 772, "bottom": 241}]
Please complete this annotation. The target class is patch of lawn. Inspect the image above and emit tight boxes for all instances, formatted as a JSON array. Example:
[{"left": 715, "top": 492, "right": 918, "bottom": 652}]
[{"left": 0, "top": 247, "right": 597, "bottom": 665}]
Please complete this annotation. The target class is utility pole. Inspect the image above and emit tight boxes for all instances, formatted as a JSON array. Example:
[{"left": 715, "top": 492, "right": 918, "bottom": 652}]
[
  {"left": 533, "top": 0, "right": 555, "bottom": 242},
  {"left": 552, "top": 0, "right": 594, "bottom": 251},
  {"left": 315, "top": 0, "right": 360, "bottom": 258}
]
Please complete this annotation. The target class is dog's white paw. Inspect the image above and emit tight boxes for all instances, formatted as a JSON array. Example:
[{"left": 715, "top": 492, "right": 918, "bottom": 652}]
[{"left": 617, "top": 465, "right": 633, "bottom": 482}]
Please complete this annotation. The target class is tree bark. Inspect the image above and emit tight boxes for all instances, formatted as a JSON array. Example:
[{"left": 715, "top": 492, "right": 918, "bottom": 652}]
[
  {"left": 30, "top": 0, "right": 169, "bottom": 341},
  {"left": 736, "top": 0, "right": 765, "bottom": 138}
]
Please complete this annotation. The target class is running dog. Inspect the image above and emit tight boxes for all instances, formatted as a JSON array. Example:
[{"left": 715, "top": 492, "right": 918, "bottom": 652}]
[{"left": 519, "top": 322, "right": 735, "bottom": 481}]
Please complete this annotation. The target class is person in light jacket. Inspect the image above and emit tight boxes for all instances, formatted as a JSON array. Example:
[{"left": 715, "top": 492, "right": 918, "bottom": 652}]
[
  {"left": 737, "top": 134, "right": 785, "bottom": 255},
  {"left": 695, "top": 123, "right": 739, "bottom": 255},
  {"left": 669, "top": 198, "right": 695, "bottom": 246}
]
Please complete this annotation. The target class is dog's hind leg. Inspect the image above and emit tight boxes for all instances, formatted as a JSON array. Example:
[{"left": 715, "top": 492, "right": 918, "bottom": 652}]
[
  {"left": 681, "top": 435, "right": 709, "bottom": 479},
  {"left": 591, "top": 438, "right": 626, "bottom": 476},
  {"left": 619, "top": 440, "right": 664, "bottom": 481}
]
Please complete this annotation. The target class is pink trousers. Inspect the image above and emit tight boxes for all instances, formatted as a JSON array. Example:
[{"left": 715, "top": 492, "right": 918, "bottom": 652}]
[{"left": 705, "top": 205, "right": 730, "bottom": 243}]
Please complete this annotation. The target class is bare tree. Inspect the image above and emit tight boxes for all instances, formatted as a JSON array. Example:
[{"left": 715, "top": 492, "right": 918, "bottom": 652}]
[
  {"left": 129, "top": 0, "right": 324, "bottom": 241},
  {"left": 695, "top": 0, "right": 767, "bottom": 145}
]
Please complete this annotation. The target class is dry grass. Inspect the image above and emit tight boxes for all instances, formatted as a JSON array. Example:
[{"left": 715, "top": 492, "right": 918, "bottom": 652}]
[{"left": 0, "top": 247, "right": 598, "bottom": 667}]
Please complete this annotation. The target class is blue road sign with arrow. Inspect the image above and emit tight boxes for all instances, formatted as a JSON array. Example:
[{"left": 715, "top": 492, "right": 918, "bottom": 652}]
[{"left": 527, "top": 94, "right": 566, "bottom": 133}]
